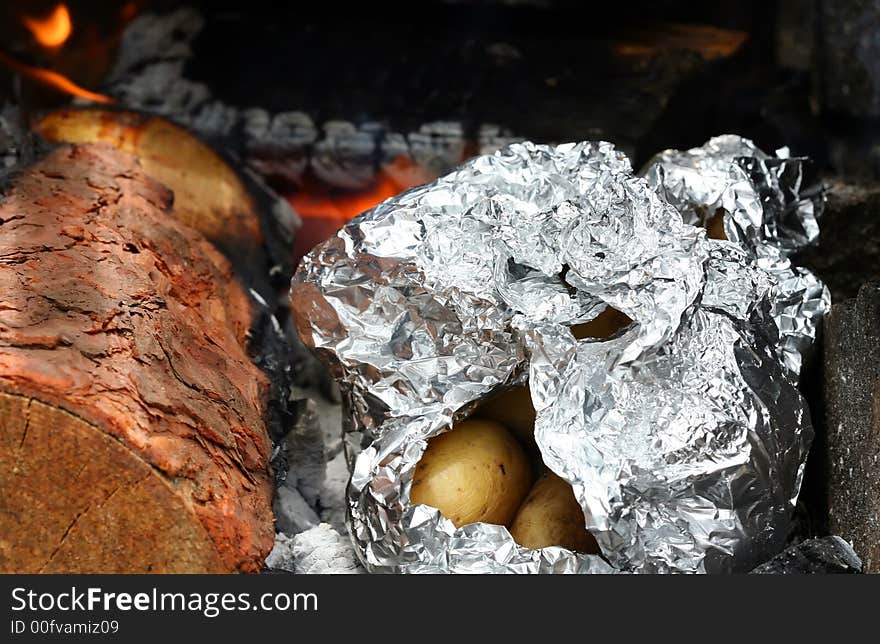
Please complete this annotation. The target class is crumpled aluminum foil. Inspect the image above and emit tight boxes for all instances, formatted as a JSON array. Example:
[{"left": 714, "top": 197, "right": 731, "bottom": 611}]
[
  {"left": 641, "top": 135, "right": 829, "bottom": 377},
  {"left": 291, "top": 136, "right": 827, "bottom": 573}
]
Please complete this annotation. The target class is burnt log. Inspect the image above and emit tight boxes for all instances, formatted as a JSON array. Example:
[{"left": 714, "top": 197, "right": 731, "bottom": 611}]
[
  {"left": 0, "top": 143, "right": 274, "bottom": 572},
  {"left": 822, "top": 281, "right": 880, "bottom": 573},
  {"left": 750, "top": 537, "right": 862, "bottom": 574}
]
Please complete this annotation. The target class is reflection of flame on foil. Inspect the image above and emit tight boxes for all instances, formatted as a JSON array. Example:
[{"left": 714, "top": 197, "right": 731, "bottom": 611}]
[
  {"left": 288, "top": 156, "right": 436, "bottom": 263},
  {"left": 22, "top": 4, "right": 73, "bottom": 48}
]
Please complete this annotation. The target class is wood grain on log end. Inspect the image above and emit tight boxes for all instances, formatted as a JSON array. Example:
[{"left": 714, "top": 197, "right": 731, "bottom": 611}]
[
  {"left": 0, "top": 392, "right": 225, "bottom": 573},
  {"left": 0, "top": 143, "right": 274, "bottom": 573}
]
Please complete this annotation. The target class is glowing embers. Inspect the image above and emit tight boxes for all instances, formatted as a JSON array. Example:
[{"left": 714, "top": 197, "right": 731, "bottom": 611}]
[{"left": 288, "top": 156, "right": 435, "bottom": 263}]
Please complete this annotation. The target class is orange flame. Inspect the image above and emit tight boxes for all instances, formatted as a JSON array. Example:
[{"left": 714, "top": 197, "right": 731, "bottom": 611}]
[
  {"left": 289, "top": 156, "right": 435, "bottom": 261},
  {"left": 22, "top": 4, "right": 72, "bottom": 49},
  {"left": 0, "top": 50, "right": 114, "bottom": 104}
]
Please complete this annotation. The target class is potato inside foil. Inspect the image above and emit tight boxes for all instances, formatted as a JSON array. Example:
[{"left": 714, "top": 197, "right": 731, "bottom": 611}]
[{"left": 291, "top": 138, "right": 827, "bottom": 573}]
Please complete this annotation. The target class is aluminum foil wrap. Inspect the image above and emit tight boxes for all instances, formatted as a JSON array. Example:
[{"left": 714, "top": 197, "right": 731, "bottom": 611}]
[
  {"left": 291, "top": 137, "right": 827, "bottom": 573},
  {"left": 641, "top": 135, "right": 829, "bottom": 377}
]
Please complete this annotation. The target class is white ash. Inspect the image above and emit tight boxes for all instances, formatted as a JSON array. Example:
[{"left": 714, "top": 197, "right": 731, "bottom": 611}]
[
  {"left": 265, "top": 525, "right": 363, "bottom": 574},
  {"left": 188, "top": 100, "right": 241, "bottom": 139},
  {"left": 0, "top": 112, "right": 19, "bottom": 171},
  {"left": 273, "top": 485, "right": 320, "bottom": 536},
  {"left": 100, "top": 59, "right": 213, "bottom": 122},
  {"left": 311, "top": 120, "right": 380, "bottom": 190},
  {"left": 407, "top": 121, "right": 468, "bottom": 176},
  {"left": 479, "top": 123, "right": 524, "bottom": 154},
  {"left": 98, "top": 8, "right": 211, "bottom": 120}
]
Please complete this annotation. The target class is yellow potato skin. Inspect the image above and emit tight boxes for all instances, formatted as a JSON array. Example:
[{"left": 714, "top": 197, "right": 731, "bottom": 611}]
[
  {"left": 510, "top": 472, "right": 599, "bottom": 553},
  {"left": 474, "top": 385, "right": 536, "bottom": 443},
  {"left": 410, "top": 419, "right": 532, "bottom": 528}
]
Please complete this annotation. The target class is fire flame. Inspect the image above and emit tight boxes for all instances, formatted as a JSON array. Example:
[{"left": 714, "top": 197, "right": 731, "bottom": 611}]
[
  {"left": 22, "top": 4, "right": 72, "bottom": 49},
  {"left": 0, "top": 50, "right": 113, "bottom": 104},
  {"left": 1, "top": 3, "right": 114, "bottom": 103}
]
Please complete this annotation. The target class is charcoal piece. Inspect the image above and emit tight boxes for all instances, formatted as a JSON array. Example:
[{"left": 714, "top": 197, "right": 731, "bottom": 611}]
[
  {"left": 750, "top": 537, "right": 862, "bottom": 574},
  {"left": 816, "top": 0, "right": 880, "bottom": 118},
  {"left": 100, "top": 9, "right": 214, "bottom": 126},
  {"left": 407, "top": 122, "right": 468, "bottom": 176},
  {"left": 793, "top": 179, "right": 880, "bottom": 301},
  {"left": 281, "top": 398, "right": 327, "bottom": 508},
  {"left": 188, "top": 100, "right": 240, "bottom": 138},
  {"left": 0, "top": 110, "right": 21, "bottom": 174},
  {"left": 102, "top": 60, "right": 213, "bottom": 120},
  {"left": 0, "top": 106, "right": 38, "bottom": 179},
  {"left": 319, "top": 451, "right": 350, "bottom": 533},
  {"left": 273, "top": 485, "right": 321, "bottom": 537},
  {"left": 823, "top": 281, "right": 880, "bottom": 572},
  {"left": 311, "top": 121, "right": 379, "bottom": 190},
  {"left": 285, "top": 313, "right": 340, "bottom": 396},
  {"left": 286, "top": 385, "right": 343, "bottom": 458},
  {"left": 243, "top": 109, "right": 316, "bottom": 184}
]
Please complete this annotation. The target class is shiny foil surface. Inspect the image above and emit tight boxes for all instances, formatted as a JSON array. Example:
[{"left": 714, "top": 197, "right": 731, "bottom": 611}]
[{"left": 291, "top": 137, "right": 827, "bottom": 573}]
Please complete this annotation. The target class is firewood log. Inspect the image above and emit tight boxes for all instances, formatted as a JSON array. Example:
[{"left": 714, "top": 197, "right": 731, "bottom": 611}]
[
  {"left": 32, "top": 106, "right": 298, "bottom": 443},
  {"left": 0, "top": 143, "right": 274, "bottom": 573},
  {"left": 31, "top": 107, "right": 297, "bottom": 287}
]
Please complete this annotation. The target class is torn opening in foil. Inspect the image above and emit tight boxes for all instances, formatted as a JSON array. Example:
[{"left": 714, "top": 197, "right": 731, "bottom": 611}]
[{"left": 291, "top": 137, "right": 827, "bottom": 573}]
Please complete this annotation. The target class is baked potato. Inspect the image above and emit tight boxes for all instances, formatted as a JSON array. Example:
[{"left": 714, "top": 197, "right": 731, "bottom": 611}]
[
  {"left": 510, "top": 472, "right": 599, "bottom": 553},
  {"left": 410, "top": 419, "right": 532, "bottom": 528}
]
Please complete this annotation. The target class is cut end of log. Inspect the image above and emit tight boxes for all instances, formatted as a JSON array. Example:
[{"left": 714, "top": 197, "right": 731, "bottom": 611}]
[{"left": 0, "top": 392, "right": 225, "bottom": 573}]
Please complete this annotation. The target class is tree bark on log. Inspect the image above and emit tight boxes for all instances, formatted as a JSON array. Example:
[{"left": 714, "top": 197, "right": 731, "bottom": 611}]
[
  {"left": 32, "top": 108, "right": 298, "bottom": 448},
  {"left": 0, "top": 143, "right": 274, "bottom": 573},
  {"left": 33, "top": 109, "right": 270, "bottom": 275}
]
